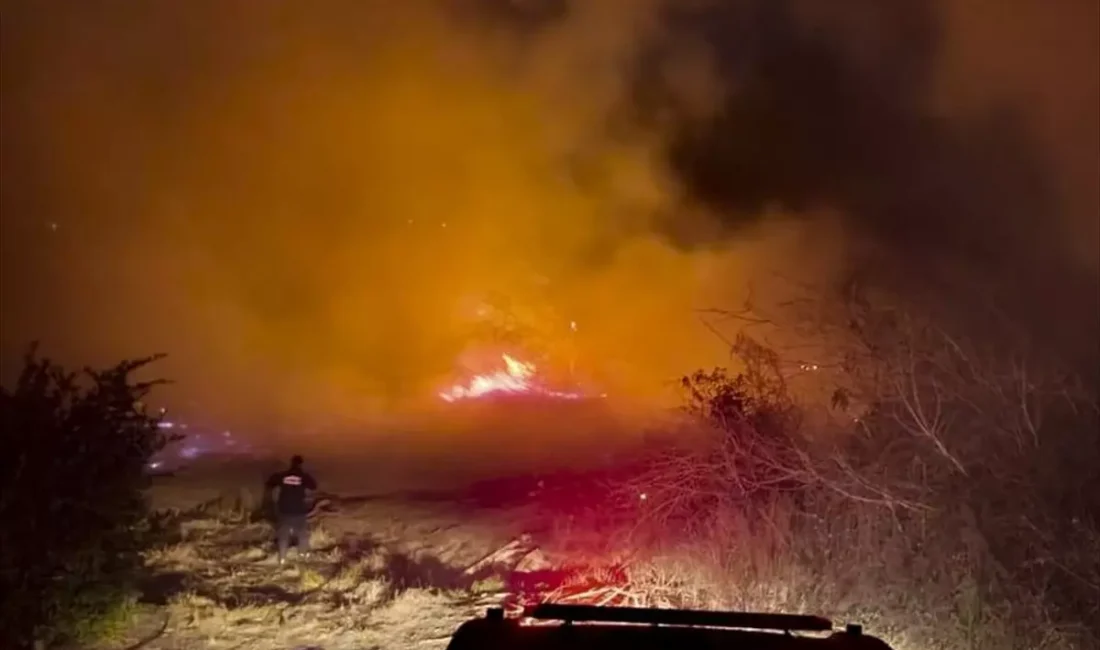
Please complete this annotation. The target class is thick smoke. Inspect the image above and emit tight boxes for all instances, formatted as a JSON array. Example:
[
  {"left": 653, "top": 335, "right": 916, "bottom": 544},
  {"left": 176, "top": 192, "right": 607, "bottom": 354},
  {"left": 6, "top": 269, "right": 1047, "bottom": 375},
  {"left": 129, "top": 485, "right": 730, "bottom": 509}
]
[
  {"left": 1, "top": 0, "right": 1096, "bottom": 441},
  {"left": 655, "top": 0, "right": 1098, "bottom": 353}
]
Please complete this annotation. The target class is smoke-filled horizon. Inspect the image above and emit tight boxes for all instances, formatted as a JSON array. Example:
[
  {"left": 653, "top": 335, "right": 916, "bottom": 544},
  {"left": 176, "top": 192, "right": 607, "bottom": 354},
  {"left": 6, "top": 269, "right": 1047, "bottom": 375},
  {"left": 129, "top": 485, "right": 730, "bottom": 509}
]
[{"left": 2, "top": 0, "right": 1097, "bottom": 436}]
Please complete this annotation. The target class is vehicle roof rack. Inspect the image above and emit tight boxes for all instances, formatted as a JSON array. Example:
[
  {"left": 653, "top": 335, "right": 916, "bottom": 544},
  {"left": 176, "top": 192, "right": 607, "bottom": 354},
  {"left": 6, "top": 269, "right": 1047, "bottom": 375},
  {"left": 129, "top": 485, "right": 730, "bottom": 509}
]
[{"left": 525, "top": 604, "right": 834, "bottom": 633}]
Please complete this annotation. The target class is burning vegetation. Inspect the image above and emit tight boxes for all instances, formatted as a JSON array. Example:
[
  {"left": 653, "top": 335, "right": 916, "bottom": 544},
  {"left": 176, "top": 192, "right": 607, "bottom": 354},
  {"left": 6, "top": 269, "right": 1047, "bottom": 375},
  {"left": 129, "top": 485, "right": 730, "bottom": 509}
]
[
  {"left": 1, "top": 1, "right": 1097, "bottom": 649},
  {"left": 3, "top": 281, "right": 1099, "bottom": 650},
  {"left": 434, "top": 286, "right": 1100, "bottom": 650},
  {"left": 439, "top": 353, "right": 588, "bottom": 403}
]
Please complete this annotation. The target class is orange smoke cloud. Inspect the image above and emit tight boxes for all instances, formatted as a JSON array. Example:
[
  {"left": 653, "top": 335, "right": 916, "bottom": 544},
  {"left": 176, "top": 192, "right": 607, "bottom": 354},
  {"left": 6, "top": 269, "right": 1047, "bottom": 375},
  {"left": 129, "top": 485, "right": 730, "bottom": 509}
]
[{"left": 1, "top": 0, "right": 1093, "bottom": 443}]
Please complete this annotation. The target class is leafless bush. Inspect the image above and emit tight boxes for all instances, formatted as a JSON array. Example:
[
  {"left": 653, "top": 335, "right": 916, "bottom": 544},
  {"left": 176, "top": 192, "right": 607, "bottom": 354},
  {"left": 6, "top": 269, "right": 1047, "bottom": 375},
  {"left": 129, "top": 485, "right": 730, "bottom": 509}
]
[
  {"left": 622, "top": 335, "right": 819, "bottom": 538},
  {"left": 827, "top": 291, "right": 1100, "bottom": 648},
  {"left": 624, "top": 282, "right": 1099, "bottom": 650}
]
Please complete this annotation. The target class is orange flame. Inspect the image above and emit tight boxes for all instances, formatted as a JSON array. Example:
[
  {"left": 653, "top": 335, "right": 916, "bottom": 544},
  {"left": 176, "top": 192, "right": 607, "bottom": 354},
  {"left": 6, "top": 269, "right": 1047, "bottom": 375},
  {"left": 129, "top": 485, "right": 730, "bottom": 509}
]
[{"left": 439, "top": 353, "right": 583, "bottom": 402}]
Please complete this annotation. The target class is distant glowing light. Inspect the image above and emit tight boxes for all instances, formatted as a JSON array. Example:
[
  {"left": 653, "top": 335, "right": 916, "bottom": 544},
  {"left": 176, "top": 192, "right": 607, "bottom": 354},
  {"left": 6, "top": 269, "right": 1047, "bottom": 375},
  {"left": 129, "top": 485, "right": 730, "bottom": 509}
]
[{"left": 158, "top": 421, "right": 175, "bottom": 429}]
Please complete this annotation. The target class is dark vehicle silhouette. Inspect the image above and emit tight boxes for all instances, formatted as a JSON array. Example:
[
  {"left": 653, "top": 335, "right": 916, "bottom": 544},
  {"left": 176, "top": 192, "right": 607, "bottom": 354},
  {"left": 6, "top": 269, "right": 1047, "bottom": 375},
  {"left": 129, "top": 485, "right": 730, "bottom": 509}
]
[{"left": 446, "top": 604, "right": 896, "bottom": 650}]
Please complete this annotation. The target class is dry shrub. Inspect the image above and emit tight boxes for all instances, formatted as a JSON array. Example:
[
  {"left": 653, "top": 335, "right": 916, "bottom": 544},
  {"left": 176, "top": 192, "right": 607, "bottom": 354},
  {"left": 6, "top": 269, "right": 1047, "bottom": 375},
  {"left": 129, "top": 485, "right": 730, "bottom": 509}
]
[
  {"left": 624, "top": 295, "right": 1100, "bottom": 650},
  {"left": 627, "top": 337, "right": 812, "bottom": 534},
  {"left": 0, "top": 349, "right": 175, "bottom": 649}
]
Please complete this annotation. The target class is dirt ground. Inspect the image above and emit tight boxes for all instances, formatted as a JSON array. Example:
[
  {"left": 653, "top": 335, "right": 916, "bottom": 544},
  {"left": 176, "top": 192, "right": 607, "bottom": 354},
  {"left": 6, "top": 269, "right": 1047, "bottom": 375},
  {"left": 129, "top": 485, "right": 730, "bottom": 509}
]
[{"left": 97, "top": 458, "right": 594, "bottom": 650}]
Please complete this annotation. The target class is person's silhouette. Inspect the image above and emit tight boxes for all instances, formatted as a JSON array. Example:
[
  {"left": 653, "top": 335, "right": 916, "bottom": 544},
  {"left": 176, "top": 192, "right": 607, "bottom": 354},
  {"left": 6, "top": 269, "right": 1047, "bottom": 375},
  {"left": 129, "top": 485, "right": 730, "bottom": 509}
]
[{"left": 264, "top": 455, "right": 318, "bottom": 564}]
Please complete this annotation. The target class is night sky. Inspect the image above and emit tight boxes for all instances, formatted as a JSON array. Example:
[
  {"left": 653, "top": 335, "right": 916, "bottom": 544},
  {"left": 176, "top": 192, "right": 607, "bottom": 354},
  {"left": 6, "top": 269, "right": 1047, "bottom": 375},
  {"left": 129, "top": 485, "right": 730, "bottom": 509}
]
[{"left": 1, "top": 0, "right": 1097, "bottom": 432}]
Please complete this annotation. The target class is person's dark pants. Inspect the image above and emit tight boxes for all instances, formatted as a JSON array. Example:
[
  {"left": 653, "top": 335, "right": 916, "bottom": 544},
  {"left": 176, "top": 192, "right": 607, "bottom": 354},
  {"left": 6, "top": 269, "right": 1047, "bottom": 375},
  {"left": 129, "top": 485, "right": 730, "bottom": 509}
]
[{"left": 275, "top": 513, "right": 310, "bottom": 561}]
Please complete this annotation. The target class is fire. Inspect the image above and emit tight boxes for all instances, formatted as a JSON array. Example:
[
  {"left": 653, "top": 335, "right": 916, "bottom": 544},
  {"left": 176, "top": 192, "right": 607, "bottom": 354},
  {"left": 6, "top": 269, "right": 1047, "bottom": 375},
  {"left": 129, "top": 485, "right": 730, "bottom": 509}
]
[{"left": 439, "top": 353, "right": 583, "bottom": 402}]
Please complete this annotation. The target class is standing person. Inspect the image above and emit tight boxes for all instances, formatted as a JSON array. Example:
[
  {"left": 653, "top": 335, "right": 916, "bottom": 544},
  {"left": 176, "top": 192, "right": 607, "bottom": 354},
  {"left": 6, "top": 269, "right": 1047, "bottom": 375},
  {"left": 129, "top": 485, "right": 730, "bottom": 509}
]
[{"left": 265, "top": 455, "right": 318, "bottom": 565}]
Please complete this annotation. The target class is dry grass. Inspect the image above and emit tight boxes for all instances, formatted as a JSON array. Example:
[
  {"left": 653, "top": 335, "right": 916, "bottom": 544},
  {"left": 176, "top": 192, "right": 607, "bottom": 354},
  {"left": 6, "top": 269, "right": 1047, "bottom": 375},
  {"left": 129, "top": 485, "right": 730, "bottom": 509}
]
[
  {"left": 142, "top": 542, "right": 200, "bottom": 566},
  {"left": 108, "top": 403, "right": 1098, "bottom": 650},
  {"left": 100, "top": 476, "right": 521, "bottom": 650},
  {"left": 604, "top": 472, "right": 1097, "bottom": 650}
]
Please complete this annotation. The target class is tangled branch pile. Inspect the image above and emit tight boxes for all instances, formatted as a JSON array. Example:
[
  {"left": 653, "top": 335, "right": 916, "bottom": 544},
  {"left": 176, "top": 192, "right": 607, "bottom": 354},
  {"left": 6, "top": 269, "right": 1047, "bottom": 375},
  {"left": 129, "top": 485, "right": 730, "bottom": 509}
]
[{"left": 624, "top": 291, "right": 1100, "bottom": 650}]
